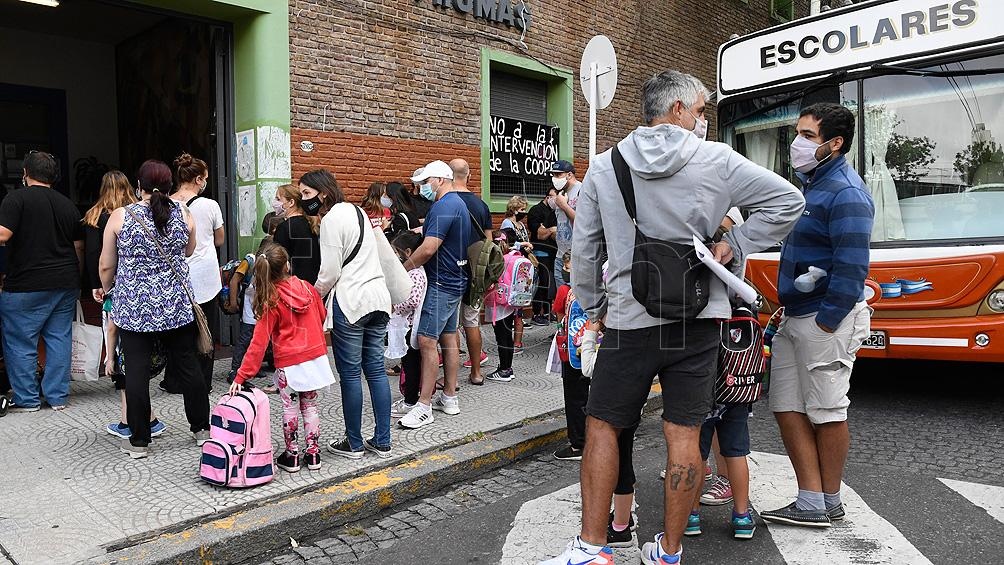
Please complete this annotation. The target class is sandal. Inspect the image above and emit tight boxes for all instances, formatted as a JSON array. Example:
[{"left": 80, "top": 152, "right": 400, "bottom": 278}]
[
  {"left": 435, "top": 379, "right": 460, "bottom": 391},
  {"left": 468, "top": 376, "right": 484, "bottom": 386}
]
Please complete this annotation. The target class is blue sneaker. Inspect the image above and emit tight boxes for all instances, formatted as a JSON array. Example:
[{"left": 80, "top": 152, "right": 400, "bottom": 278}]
[
  {"left": 732, "top": 511, "right": 756, "bottom": 539},
  {"left": 149, "top": 419, "right": 167, "bottom": 438},
  {"left": 684, "top": 512, "right": 702, "bottom": 536},
  {"left": 106, "top": 422, "right": 132, "bottom": 439}
]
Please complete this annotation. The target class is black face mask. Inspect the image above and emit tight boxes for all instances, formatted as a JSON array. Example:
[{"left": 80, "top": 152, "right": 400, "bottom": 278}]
[
  {"left": 515, "top": 212, "right": 527, "bottom": 221},
  {"left": 302, "top": 195, "right": 322, "bottom": 216}
]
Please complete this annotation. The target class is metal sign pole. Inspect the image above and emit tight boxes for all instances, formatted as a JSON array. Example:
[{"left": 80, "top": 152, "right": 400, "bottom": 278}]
[{"left": 589, "top": 61, "right": 598, "bottom": 162}]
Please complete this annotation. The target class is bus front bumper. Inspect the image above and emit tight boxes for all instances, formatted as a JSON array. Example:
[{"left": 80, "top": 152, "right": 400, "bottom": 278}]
[{"left": 858, "top": 315, "right": 1004, "bottom": 363}]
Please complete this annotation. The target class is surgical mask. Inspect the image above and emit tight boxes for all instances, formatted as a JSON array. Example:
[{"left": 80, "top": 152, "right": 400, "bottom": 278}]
[
  {"left": 515, "top": 211, "right": 527, "bottom": 221},
  {"left": 689, "top": 110, "right": 708, "bottom": 140},
  {"left": 380, "top": 195, "right": 394, "bottom": 208},
  {"left": 271, "top": 199, "right": 285, "bottom": 217},
  {"left": 552, "top": 176, "right": 568, "bottom": 191},
  {"left": 302, "top": 195, "right": 322, "bottom": 216},
  {"left": 420, "top": 182, "right": 436, "bottom": 201},
  {"left": 546, "top": 196, "right": 557, "bottom": 210},
  {"left": 790, "top": 135, "right": 834, "bottom": 174}
]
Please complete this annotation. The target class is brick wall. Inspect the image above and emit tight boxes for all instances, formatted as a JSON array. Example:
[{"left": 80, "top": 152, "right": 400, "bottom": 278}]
[{"left": 288, "top": 0, "right": 811, "bottom": 193}]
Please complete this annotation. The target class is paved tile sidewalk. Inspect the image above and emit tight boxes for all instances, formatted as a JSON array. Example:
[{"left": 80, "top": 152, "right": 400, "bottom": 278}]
[{"left": 0, "top": 321, "right": 562, "bottom": 564}]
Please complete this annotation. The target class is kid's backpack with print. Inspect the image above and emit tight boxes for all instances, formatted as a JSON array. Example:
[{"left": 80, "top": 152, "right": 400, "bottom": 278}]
[
  {"left": 497, "top": 251, "right": 537, "bottom": 307},
  {"left": 200, "top": 386, "right": 274, "bottom": 488},
  {"left": 716, "top": 306, "right": 769, "bottom": 404},
  {"left": 219, "top": 254, "right": 256, "bottom": 310},
  {"left": 566, "top": 298, "right": 588, "bottom": 370}
]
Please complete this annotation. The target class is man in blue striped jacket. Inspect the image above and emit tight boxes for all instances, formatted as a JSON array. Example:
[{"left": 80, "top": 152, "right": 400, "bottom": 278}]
[{"left": 761, "top": 103, "right": 875, "bottom": 529}]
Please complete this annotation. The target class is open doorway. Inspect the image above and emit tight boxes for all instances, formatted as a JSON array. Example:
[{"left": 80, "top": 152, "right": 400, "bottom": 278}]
[{"left": 0, "top": 0, "right": 235, "bottom": 340}]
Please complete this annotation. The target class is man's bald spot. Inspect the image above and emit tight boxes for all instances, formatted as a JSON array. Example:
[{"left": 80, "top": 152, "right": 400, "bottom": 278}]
[{"left": 450, "top": 159, "right": 470, "bottom": 182}]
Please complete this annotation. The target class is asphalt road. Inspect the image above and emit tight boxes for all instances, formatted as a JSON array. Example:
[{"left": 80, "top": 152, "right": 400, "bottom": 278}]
[{"left": 250, "top": 359, "right": 1004, "bottom": 564}]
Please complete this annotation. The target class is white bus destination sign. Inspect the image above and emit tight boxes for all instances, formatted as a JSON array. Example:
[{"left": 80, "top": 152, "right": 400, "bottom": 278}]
[{"left": 717, "top": 0, "right": 1004, "bottom": 97}]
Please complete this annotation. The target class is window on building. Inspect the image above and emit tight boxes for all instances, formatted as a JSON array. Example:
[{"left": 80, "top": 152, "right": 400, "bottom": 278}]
[
  {"left": 489, "top": 71, "right": 554, "bottom": 199},
  {"left": 770, "top": 0, "right": 794, "bottom": 22}
]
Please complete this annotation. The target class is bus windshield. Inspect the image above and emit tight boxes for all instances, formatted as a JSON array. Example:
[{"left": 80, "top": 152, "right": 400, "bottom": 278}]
[{"left": 721, "top": 53, "right": 1004, "bottom": 245}]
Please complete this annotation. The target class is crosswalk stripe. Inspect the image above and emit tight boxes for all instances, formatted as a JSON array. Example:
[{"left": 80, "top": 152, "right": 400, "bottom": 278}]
[
  {"left": 749, "top": 451, "right": 932, "bottom": 565},
  {"left": 501, "top": 483, "right": 641, "bottom": 564},
  {"left": 938, "top": 478, "right": 1004, "bottom": 525}
]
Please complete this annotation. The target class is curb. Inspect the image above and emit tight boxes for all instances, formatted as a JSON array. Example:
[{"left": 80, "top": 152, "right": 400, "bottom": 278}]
[{"left": 88, "top": 415, "right": 569, "bottom": 565}]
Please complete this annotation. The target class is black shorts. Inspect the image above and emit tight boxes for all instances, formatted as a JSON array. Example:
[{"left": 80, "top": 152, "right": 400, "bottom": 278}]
[
  {"left": 699, "top": 403, "right": 752, "bottom": 460},
  {"left": 586, "top": 319, "right": 719, "bottom": 428}
]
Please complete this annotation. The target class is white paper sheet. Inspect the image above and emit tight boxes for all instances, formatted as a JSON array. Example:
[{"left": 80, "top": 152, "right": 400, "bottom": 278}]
[{"left": 693, "top": 235, "right": 759, "bottom": 304}]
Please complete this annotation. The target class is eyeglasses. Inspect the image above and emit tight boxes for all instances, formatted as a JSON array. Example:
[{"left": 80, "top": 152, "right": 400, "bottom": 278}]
[{"left": 26, "top": 149, "right": 55, "bottom": 160}]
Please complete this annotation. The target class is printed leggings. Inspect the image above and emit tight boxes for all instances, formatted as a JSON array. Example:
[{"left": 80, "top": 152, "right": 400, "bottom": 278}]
[{"left": 276, "top": 369, "right": 321, "bottom": 455}]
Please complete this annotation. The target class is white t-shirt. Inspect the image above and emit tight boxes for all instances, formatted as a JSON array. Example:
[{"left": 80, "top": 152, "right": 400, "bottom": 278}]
[
  {"left": 241, "top": 282, "right": 256, "bottom": 325},
  {"left": 184, "top": 197, "right": 224, "bottom": 304},
  {"left": 281, "top": 355, "right": 336, "bottom": 392},
  {"left": 555, "top": 181, "right": 581, "bottom": 258}
]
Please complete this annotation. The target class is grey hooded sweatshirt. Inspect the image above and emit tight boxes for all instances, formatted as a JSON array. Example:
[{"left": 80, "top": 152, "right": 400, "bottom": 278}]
[{"left": 572, "top": 123, "right": 805, "bottom": 330}]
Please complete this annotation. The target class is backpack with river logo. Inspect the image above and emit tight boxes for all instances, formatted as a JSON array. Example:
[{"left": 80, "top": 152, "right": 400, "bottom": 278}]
[{"left": 715, "top": 305, "right": 768, "bottom": 404}]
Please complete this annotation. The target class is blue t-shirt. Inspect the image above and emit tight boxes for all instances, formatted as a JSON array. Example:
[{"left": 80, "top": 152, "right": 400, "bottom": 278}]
[
  {"left": 456, "top": 191, "right": 492, "bottom": 239},
  {"left": 424, "top": 192, "right": 475, "bottom": 296}
]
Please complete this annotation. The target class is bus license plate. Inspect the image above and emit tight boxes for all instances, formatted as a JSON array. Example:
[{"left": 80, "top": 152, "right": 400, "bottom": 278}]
[{"left": 861, "top": 331, "right": 886, "bottom": 350}]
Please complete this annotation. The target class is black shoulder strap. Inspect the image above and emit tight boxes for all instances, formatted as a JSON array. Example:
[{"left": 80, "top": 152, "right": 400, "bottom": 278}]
[
  {"left": 343, "top": 205, "right": 366, "bottom": 268},
  {"left": 186, "top": 195, "right": 201, "bottom": 207},
  {"left": 610, "top": 145, "right": 638, "bottom": 222}
]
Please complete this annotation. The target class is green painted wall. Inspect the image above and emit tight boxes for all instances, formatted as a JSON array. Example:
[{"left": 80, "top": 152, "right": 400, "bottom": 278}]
[
  {"left": 128, "top": 0, "right": 291, "bottom": 256},
  {"left": 480, "top": 48, "right": 574, "bottom": 214}
]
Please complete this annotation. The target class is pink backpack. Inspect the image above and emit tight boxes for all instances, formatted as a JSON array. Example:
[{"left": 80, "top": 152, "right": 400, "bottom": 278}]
[
  {"left": 495, "top": 251, "right": 536, "bottom": 307},
  {"left": 200, "top": 387, "right": 274, "bottom": 488}
]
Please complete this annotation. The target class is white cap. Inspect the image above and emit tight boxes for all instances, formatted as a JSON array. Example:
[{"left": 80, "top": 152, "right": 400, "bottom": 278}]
[
  {"left": 412, "top": 168, "right": 424, "bottom": 183},
  {"left": 411, "top": 160, "right": 453, "bottom": 183}
]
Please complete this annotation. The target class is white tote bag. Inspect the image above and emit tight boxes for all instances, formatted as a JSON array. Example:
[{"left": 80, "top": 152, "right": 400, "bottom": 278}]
[
  {"left": 373, "top": 226, "right": 414, "bottom": 305},
  {"left": 70, "top": 302, "right": 104, "bottom": 381}
]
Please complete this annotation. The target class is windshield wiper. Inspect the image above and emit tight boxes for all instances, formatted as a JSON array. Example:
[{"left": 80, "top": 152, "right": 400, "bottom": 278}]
[{"left": 870, "top": 63, "right": 1004, "bottom": 78}]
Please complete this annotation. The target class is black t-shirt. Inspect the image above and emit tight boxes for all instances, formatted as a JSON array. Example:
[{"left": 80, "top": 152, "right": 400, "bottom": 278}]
[
  {"left": 456, "top": 191, "right": 492, "bottom": 240},
  {"left": 273, "top": 215, "right": 321, "bottom": 285},
  {"left": 0, "top": 186, "right": 83, "bottom": 292},
  {"left": 528, "top": 199, "right": 557, "bottom": 259},
  {"left": 413, "top": 195, "right": 433, "bottom": 221},
  {"left": 84, "top": 211, "right": 110, "bottom": 290}
]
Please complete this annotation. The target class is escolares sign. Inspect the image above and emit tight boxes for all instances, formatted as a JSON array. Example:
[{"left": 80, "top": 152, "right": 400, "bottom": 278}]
[{"left": 717, "top": 0, "right": 1004, "bottom": 97}]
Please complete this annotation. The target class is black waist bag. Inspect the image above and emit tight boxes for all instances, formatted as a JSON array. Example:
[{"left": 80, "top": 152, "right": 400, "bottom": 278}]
[{"left": 611, "top": 146, "right": 711, "bottom": 320}]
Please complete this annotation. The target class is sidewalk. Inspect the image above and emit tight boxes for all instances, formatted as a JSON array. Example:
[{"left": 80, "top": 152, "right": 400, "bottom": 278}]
[{"left": 0, "top": 321, "right": 565, "bottom": 565}]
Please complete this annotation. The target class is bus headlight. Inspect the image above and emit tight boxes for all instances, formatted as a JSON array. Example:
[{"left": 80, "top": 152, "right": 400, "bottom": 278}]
[{"left": 988, "top": 290, "right": 1004, "bottom": 313}]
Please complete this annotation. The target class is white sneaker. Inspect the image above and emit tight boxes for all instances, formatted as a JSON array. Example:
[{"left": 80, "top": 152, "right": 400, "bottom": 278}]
[
  {"left": 398, "top": 403, "right": 435, "bottom": 429},
  {"left": 390, "top": 399, "right": 415, "bottom": 419},
  {"left": 432, "top": 392, "right": 460, "bottom": 415},
  {"left": 641, "top": 533, "right": 682, "bottom": 565},
  {"left": 538, "top": 537, "right": 612, "bottom": 565}
]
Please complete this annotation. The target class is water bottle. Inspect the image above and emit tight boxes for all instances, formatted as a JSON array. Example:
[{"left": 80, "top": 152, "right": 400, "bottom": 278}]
[{"left": 794, "top": 266, "right": 827, "bottom": 293}]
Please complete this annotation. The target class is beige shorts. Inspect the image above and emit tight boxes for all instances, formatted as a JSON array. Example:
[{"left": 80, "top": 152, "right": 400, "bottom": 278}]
[
  {"left": 461, "top": 303, "right": 482, "bottom": 328},
  {"left": 768, "top": 302, "right": 871, "bottom": 424}
]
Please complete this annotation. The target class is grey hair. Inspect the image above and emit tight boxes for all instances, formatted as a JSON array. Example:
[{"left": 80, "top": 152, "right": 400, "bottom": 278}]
[{"left": 641, "top": 70, "right": 711, "bottom": 125}]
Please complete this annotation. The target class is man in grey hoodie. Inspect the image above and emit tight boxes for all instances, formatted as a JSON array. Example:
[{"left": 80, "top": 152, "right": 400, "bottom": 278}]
[{"left": 542, "top": 71, "right": 805, "bottom": 565}]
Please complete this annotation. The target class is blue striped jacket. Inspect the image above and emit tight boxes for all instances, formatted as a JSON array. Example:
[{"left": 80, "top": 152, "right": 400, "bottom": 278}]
[{"left": 777, "top": 156, "right": 874, "bottom": 329}]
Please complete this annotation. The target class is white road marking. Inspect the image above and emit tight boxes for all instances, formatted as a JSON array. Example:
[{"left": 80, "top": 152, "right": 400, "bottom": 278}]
[
  {"left": 938, "top": 478, "right": 1004, "bottom": 524},
  {"left": 501, "top": 483, "right": 640, "bottom": 565},
  {"left": 749, "top": 451, "right": 932, "bottom": 565}
]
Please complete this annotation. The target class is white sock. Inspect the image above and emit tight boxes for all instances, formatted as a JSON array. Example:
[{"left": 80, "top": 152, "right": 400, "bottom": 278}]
[{"left": 575, "top": 536, "right": 603, "bottom": 554}]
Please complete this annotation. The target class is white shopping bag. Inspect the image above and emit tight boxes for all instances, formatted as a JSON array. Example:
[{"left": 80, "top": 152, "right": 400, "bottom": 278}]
[
  {"left": 546, "top": 334, "right": 562, "bottom": 376},
  {"left": 70, "top": 302, "right": 103, "bottom": 382}
]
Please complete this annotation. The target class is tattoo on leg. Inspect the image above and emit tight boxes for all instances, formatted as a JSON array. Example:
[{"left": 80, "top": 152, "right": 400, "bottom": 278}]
[{"left": 666, "top": 463, "right": 701, "bottom": 491}]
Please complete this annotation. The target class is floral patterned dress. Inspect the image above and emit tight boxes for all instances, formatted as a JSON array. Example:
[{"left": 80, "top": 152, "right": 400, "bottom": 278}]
[{"left": 112, "top": 202, "right": 195, "bottom": 333}]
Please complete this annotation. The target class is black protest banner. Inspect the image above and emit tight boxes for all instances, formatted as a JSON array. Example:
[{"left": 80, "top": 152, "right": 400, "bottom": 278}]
[{"left": 489, "top": 116, "right": 560, "bottom": 178}]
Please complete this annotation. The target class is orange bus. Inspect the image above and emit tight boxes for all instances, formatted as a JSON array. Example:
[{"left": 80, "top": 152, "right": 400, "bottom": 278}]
[{"left": 717, "top": 0, "right": 1004, "bottom": 362}]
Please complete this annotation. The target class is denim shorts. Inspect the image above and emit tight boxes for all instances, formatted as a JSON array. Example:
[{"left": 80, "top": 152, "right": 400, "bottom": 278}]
[
  {"left": 417, "top": 285, "right": 463, "bottom": 339},
  {"left": 699, "top": 403, "right": 752, "bottom": 459}
]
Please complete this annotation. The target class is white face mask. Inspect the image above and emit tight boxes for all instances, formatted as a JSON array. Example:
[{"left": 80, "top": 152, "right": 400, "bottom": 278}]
[
  {"left": 271, "top": 198, "right": 285, "bottom": 217},
  {"left": 552, "top": 176, "right": 568, "bottom": 191},
  {"left": 790, "top": 135, "right": 834, "bottom": 174},
  {"left": 380, "top": 195, "right": 393, "bottom": 208},
  {"left": 688, "top": 109, "right": 708, "bottom": 140}
]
